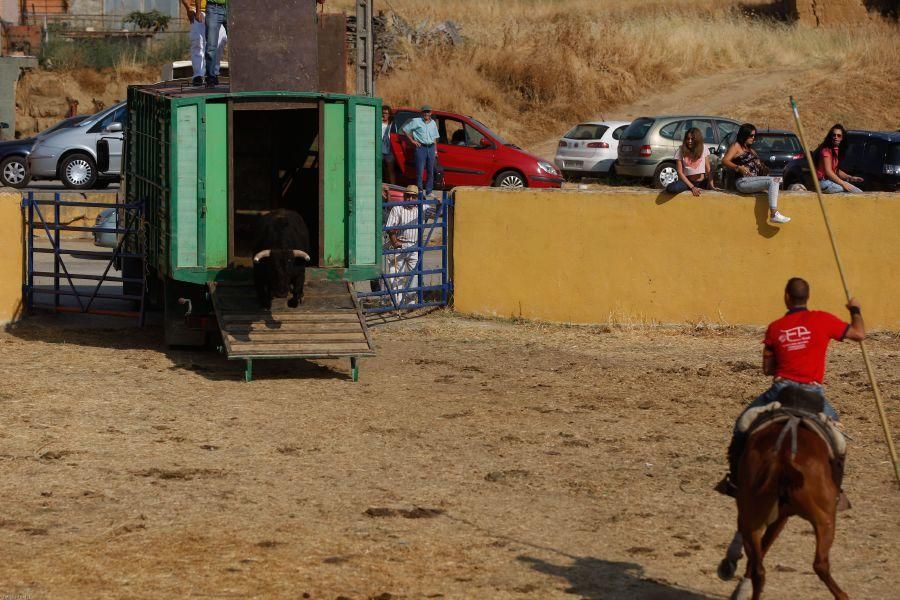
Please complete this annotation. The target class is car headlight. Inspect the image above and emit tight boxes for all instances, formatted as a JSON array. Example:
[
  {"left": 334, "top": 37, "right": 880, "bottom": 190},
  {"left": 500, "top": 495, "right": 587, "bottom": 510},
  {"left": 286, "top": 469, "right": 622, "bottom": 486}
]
[{"left": 537, "top": 160, "right": 559, "bottom": 176}]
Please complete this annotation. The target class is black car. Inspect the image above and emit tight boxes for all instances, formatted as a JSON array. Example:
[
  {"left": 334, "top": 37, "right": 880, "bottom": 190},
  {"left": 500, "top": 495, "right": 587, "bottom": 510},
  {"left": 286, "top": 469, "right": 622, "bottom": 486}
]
[
  {"left": 712, "top": 129, "right": 803, "bottom": 189},
  {"left": 782, "top": 130, "right": 900, "bottom": 192},
  {"left": 0, "top": 115, "right": 89, "bottom": 188}
]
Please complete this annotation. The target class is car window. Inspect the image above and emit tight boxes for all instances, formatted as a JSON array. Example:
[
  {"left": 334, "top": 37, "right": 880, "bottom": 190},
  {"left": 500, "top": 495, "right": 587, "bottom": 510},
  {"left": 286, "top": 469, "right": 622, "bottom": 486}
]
[
  {"left": 684, "top": 119, "right": 715, "bottom": 143},
  {"left": 842, "top": 140, "right": 866, "bottom": 171},
  {"left": 753, "top": 134, "right": 802, "bottom": 154},
  {"left": 863, "top": 140, "right": 886, "bottom": 166},
  {"left": 464, "top": 123, "right": 485, "bottom": 146},
  {"left": 391, "top": 111, "right": 417, "bottom": 134},
  {"left": 91, "top": 104, "right": 127, "bottom": 133},
  {"left": 469, "top": 117, "right": 506, "bottom": 145},
  {"left": 887, "top": 143, "right": 900, "bottom": 167},
  {"left": 563, "top": 124, "right": 608, "bottom": 140},
  {"left": 659, "top": 121, "right": 681, "bottom": 140},
  {"left": 612, "top": 125, "right": 628, "bottom": 140},
  {"left": 716, "top": 121, "right": 739, "bottom": 141},
  {"left": 621, "top": 118, "right": 654, "bottom": 141}
]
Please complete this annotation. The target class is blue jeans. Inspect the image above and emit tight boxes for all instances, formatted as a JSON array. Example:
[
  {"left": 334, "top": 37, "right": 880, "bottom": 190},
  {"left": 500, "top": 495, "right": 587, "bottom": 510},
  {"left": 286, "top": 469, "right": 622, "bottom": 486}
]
[
  {"left": 734, "top": 380, "right": 838, "bottom": 434},
  {"left": 204, "top": 3, "right": 227, "bottom": 78},
  {"left": 666, "top": 178, "right": 708, "bottom": 194},
  {"left": 819, "top": 179, "right": 862, "bottom": 193},
  {"left": 414, "top": 144, "right": 437, "bottom": 195},
  {"left": 736, "top": 176, "right": 780, "bottom": 210}
]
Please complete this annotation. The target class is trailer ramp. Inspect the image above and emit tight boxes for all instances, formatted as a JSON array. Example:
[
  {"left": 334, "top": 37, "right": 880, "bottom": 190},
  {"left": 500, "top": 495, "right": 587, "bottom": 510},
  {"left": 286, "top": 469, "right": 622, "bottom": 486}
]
[{"left": 209, "top": 280, "right": 375, "bottom": 382}]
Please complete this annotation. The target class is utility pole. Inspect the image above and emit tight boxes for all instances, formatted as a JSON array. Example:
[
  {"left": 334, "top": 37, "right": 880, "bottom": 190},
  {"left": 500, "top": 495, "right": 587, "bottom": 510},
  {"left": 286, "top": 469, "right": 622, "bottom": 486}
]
[{"left": 355, "top": 0, "right": 373, "bottom": 97}]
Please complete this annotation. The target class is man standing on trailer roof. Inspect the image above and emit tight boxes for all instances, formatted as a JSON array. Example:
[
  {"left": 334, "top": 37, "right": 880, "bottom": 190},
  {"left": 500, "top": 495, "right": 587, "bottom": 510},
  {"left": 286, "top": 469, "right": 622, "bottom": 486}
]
[
  {"left": 181, "top": 0, "right": 227, "bottom": 87},
  {"left": 195, "top": 0, "right": 228, "bottom": 87}
]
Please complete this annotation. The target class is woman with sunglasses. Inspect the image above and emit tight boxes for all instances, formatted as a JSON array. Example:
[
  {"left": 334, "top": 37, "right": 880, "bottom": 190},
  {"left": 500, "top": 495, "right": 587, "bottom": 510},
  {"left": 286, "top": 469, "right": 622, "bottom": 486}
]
[
  {"left": 723, "top": 123, "right": 791, "bottom": 224},
  {"left": 814, "top": 124, "right": 863, "bottom": 193}
]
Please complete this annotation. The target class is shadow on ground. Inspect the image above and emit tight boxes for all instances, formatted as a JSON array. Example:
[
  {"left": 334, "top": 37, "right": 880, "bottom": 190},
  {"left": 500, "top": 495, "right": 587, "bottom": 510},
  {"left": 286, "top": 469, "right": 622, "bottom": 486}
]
[
  {"left": 519, "top": 554, "right": 722, "bottom": 600},
  {"left": 4, "top": 314, "right": 353, "bottom": 382}
]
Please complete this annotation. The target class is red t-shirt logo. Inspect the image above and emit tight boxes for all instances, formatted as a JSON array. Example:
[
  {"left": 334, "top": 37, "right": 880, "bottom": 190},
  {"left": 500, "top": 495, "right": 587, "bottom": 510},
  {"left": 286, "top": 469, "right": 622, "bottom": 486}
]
[{"left": 765, "top": 310, "right": 849, "bottom": 384}]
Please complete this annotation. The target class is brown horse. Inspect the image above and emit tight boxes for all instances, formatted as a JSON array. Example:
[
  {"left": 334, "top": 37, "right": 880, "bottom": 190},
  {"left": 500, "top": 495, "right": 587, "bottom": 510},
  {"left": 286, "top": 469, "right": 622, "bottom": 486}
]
[{"left": 726, "top": 419, "right": 847, "bottom": 600}]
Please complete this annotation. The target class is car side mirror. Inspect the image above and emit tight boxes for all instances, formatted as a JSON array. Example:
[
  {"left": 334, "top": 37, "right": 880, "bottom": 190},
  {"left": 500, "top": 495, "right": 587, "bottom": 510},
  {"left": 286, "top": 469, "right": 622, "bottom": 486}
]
[
  {"left": 105, "top": 122, "right": 123, "bottom": 133},
  {"left": 0, "top": 122, "right": 8, "bottom": 129},
  {"left": 478, "top": 138, "right": 491, "bottom": 148}
]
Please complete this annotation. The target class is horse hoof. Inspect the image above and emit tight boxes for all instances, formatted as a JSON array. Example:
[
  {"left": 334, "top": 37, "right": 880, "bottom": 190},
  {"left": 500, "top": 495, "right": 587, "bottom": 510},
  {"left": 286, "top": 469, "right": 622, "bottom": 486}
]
[
  {"left": 729, "top": 578, "right": 753, "bottom": 600},
  {"left": 718, "top": 558, "right": 738, "bottom": 581}
]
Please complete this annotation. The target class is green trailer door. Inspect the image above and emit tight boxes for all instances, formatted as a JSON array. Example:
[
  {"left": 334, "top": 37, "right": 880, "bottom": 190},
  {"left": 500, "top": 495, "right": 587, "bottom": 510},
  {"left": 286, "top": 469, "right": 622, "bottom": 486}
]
[
  {"left": 204, "top": 102, "right": 228, "bottom": 268},
  {"left": 351, "top": 102, "right": 379, "bottom": 267},
  {"left": 322, "top": 102, "right": 346, "bottom": 266},
  {"left": 173, "top": 103, "right": 200, "bottom": 269}
]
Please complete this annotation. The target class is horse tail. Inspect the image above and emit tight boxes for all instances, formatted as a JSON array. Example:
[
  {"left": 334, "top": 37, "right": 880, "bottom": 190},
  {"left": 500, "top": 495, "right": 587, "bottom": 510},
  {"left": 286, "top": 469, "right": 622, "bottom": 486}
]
[{"left": 778, "top": 442, "right": 805, "bottom": 499}]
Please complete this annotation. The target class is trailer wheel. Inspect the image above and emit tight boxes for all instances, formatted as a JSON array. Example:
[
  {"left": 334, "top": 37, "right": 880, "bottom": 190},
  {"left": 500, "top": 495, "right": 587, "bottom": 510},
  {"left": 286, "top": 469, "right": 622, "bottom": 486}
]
[{"left": 60, "top": 153, "right": 98, "bottom": 190}]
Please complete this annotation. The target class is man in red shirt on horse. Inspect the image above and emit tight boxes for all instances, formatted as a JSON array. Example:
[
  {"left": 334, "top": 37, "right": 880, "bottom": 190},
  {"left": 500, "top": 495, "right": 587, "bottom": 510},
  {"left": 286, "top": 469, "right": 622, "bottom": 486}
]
[{"left": 717, "top": 277, "right": 866, "bottom": 499}]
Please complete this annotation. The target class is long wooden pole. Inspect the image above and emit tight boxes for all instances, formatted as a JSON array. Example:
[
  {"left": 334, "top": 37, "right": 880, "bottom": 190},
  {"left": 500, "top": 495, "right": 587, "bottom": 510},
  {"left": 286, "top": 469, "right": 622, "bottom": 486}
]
[{"left": 790, "top": 97, "right": 900, "bottom": 487}]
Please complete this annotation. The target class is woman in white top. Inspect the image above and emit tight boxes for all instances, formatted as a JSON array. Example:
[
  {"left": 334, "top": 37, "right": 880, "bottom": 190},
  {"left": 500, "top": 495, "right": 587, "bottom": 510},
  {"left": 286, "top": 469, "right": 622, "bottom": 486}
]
[{"left": 666, "top": 127, "right": 714, "bottom": 196}]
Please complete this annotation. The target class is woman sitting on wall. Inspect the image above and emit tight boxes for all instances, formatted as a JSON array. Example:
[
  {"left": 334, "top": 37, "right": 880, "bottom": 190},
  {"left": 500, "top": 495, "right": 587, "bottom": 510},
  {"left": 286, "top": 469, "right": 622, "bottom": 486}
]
[
  {"left": 814, "top": 123, "right": 863, "bottom": 193},
  {"left": 723, "top": 123, "right": 791, "bottom": 224},
  {"left": 666, "top": 127, "right": 715, "bottom": 196}
]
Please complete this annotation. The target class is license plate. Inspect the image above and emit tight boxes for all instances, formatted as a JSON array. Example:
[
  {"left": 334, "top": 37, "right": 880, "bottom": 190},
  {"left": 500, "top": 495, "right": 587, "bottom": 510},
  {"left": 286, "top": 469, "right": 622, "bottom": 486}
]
[
  {"left": 621, "top": 145, "right": 632, "bottom": 152},
  {"left": 564, "top": 161, "right": 583, "bottom": 168}
]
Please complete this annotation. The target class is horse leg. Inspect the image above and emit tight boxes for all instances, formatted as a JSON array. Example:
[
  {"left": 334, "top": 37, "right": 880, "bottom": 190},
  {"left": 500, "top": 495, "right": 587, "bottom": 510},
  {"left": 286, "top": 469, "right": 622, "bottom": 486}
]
[
  {"left": 718, "top": 531, "right": 743, "bottom": 581},
  {"left": 812, "top": 517, "right": 848, "bottom": 600},
  {"left": 732, "top": 524, "right": 766, "bottom": 600},
  {"left": 760, "top": 513, "right": 789, "bottom": 559}
]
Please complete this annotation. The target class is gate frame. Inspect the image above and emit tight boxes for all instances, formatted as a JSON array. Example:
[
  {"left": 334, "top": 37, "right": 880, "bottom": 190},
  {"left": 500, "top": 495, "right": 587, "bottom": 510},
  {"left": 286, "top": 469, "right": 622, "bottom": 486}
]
[
  {"left": 22, "top": 191, "right": 147, "bottom": 324},
  {"left": 358, "top": 188, "right": 453, "bottom": 314}
]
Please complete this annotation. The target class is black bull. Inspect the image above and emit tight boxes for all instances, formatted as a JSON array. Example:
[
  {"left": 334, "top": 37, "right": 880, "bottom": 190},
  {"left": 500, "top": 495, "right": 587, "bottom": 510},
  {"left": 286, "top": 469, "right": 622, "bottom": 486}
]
[{"left": 252, "top": 209, "right": 312, "bottom": 309}]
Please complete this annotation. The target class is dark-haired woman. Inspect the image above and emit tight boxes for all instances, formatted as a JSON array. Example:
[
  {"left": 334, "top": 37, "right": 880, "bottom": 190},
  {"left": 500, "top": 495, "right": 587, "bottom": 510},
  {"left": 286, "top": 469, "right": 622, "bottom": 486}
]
[
  {"left": 381, "top": 105, "right": 396, "bottom": 184},
  {"left": 815, "top": 124, "right": 863, "bottom": 193},
  {"left": 723, "top": 123, "right": 790, "bottom": 224},
  {"left": 666, "top": 127, "right": 714, "bottom": 196}
]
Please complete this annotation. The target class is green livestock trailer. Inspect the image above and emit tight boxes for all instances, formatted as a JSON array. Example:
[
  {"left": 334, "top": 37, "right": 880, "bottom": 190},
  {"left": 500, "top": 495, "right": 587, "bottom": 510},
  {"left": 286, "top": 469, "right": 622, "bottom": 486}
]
[{"left": 125, "top": 82, "right": 382, "bottom": 380}]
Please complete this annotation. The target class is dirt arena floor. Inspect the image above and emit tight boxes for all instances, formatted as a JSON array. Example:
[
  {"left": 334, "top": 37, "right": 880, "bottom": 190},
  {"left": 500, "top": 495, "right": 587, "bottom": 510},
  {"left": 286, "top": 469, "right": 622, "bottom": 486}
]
[{"left": 1, "top": 312, "right": 898, "bottom": 599}]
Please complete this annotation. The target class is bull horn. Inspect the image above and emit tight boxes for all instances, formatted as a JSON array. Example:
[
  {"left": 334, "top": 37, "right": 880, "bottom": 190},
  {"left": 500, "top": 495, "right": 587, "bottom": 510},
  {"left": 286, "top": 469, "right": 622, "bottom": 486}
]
[
  {"left": 253, "top": 249, "right": 271, "bottom": 263},
  {"left": 292, "top": 250, "right": 311, "bottom": 262}
]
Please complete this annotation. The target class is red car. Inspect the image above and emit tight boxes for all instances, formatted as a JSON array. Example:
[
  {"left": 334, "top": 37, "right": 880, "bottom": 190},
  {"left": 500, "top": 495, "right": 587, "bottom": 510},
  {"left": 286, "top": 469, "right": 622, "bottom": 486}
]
[{"left": 388, "top": 108, "right": 562, "bottom": 189}]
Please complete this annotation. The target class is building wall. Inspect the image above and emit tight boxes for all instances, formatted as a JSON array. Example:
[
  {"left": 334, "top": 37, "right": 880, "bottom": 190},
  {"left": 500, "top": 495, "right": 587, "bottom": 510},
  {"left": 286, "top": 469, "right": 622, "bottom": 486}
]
[
  {"left": 0, "top": 0, "right": 21, "bottom": 23},
  {"left": 452, "top": 189, "right": 900, "bottom": 330},
  {"left": 0, "top": 192, "right": 23, "bottom": 325}
]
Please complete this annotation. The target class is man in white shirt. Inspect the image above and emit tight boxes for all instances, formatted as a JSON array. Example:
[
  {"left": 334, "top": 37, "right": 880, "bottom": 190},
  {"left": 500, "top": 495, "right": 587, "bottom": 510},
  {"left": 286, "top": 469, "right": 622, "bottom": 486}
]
[{"left": 384, "top": 185, "right": 421, "bottom": 306}]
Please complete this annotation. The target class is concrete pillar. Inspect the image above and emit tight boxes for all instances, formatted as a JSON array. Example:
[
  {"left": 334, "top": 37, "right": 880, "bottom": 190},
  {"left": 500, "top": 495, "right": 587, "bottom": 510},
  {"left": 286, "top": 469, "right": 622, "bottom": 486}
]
[{"left": 0, "top": 56, "right": 37, "bottom": 141}]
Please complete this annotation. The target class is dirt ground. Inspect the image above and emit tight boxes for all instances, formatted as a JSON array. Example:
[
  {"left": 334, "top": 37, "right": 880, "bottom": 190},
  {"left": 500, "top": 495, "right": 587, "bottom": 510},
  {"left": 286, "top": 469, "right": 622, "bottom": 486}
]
[{"left": 0, "top": 312, "right": 897, "bottom": 599}]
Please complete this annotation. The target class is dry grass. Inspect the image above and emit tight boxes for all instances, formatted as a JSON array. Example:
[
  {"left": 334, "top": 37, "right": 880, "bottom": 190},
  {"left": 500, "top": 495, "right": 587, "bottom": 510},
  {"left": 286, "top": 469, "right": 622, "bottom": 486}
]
[{"left": 329, "top": 0, "right": 900, "bottom": 148}]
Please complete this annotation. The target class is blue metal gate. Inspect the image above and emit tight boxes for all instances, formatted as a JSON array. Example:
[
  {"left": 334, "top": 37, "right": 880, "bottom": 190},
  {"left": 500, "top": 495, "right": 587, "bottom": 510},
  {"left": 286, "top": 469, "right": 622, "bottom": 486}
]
[
  {"left": 358, "top": 189, "right": 452, "bottom": 314},
  {"left": 23, "top": 192, "right": 147, "bottom": 324}
]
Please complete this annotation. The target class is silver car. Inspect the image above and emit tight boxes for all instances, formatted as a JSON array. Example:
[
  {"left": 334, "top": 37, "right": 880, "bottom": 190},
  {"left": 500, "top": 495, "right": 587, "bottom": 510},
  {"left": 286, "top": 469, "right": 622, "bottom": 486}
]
[
  {"left": 28, "top": 101, "right": 126, "bottom": 189},
  {"left": 616, "top": 115, "right": 740, "bottom": 188}
]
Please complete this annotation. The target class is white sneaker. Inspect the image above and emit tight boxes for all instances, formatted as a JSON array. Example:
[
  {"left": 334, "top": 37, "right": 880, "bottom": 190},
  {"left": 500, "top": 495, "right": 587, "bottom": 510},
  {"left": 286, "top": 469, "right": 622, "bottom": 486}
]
[{"left": 770, "top": 211, "right": 791, "bottom": 224}]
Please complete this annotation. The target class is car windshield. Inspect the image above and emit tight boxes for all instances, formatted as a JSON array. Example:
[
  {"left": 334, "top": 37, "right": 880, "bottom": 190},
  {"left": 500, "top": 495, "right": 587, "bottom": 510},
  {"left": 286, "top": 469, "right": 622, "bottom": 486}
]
[
  {"left": 469, "top": 117, "right": 506, "bottom": 145},
  {"left": 564, "top": 124, "right": 608, "bottom": 140},
  {"left": 38, "top": 116, "right": 88, "bottom": 137},
  {"left": 888, "top": 143, "right": 900, "bottom": 165},
  {"left": 752, "top": 134, "right": 802, "bottom": 154},
  {"left": 621, "top": 118, "right": 654, "bottom": 141},
  {"left": 78, "top": 103, "right": 124, "bottom": 128}
]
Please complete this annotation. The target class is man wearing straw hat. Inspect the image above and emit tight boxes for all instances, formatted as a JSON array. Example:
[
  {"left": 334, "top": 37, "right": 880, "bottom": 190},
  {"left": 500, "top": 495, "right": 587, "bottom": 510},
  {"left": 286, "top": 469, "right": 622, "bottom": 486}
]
[{"left": 384, "top": 185, "right": 421, "bottom": 306}]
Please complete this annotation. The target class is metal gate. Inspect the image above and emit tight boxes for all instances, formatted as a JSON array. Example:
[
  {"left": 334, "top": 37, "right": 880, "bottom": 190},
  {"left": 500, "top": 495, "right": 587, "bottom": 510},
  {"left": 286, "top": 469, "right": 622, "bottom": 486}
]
[
  {"left": 23, "top": 192, "right": 147, "bottom": 324},
  {"left": 358, "top": 189, "right": 452, "bottom": 314}
]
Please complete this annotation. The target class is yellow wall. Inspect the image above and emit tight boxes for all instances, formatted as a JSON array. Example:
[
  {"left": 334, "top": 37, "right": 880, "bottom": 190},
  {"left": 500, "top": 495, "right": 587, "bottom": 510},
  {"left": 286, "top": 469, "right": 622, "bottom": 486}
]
[
  {"left": 453, "top": 189, "right": 900, "bottom": 330},
  {"left": 0, "top": 192, "right": 24, "bottom": 325}
]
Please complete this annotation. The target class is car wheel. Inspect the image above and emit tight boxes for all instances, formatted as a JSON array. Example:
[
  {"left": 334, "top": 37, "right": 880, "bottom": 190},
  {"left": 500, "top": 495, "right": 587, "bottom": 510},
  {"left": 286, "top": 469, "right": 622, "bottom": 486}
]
[
  {"left": 0, "top": 156, "right": 30, "bottom": 188},
  {"left": 493, "top": 170, "right": 526, "bottom": 188},
  {"left": 60, "top": 153, "right": 98, "bottom": 190},
  {"left": 652, "top": 162, "right": 678, "bottom": 189}
]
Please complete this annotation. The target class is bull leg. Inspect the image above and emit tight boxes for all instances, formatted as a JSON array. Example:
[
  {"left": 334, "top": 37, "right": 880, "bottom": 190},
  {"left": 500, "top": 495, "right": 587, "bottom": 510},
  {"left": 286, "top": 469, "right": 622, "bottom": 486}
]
[
  {"left": 288, "top": 266, "right": 306, "bottom": 309},
  {"left": 812, "top": 517, "right": 848, "bottom": 600}
]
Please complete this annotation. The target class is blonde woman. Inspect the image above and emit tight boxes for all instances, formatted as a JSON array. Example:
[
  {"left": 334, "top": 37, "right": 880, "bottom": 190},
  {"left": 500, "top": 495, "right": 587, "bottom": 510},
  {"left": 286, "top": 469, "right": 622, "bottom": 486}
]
[{"left": 666, "top": 127, "right": 714, "bottom": 196}]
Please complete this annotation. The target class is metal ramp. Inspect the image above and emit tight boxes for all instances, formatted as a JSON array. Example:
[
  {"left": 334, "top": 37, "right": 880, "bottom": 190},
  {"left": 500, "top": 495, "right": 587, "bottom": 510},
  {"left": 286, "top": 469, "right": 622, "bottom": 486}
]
[{"left": 208, "top": 279, "right": 375, "bottom": 382}]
